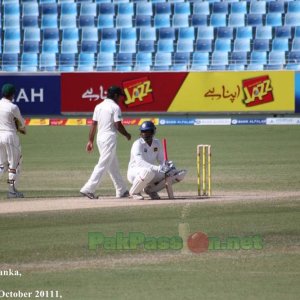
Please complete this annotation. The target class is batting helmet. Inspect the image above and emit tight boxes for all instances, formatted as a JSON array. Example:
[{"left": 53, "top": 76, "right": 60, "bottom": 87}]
[
  {"left": 107, "top": 86, "right": 125, "bottom": 98},
  {"left": 139, "top": 121, "right": 156, "bottom": 133}
]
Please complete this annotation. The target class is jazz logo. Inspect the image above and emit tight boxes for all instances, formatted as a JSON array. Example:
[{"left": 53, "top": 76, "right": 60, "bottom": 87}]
[
  {"left": 242, "top": 75, "right": 274, "bottom": 107},
  {"left": 123, "top": 77, "right": 153, "bottom": 107}
]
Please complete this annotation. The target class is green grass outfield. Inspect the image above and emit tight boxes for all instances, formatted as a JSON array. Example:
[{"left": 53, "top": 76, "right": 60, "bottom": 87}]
[{"left": 0, "top": 125, "right": 299, "bottom": 299}]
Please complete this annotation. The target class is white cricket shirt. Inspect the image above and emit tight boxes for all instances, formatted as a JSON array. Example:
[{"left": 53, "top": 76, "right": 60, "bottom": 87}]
[
  {"left": 128, "top": 137, "right": 164, "bottom": 172},
  {"left": 0, "top": 98, "right": 25, "bottom": 133},
  {"left": 92, "top": 98, "right": 122, "bottom": 136}
]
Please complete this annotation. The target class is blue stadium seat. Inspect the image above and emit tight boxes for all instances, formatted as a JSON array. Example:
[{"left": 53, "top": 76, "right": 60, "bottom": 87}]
[
  {"left": 136, "top": 3, "right": 153, "bottom": 16},
  {"left": 79, "top": 15, "right": 95, "bottom": 28},
  {"left": 135, "top": 52, "right": 152, "bottom": 71},
  {"left": 210, "top": 14, "right": 227, "bottom": 27},
  {"left": 39, "top": 52, "right": 57, "bottom": 71},
  {"left": 24, "top": 28, "right": 40, "bottom": 41},
  {"left": 60, "top": 15, "right": 77, "bottom": 29},
  {"left": 211, "top": 51, "right": 228, "bottom": 66},
  {"left": 115, "top": 53, "right": 133, "bottom": 71},
  {"left": 41, "top": 3, "right": 58, "bottom": 15},
  {"left": 139, "top": 28, "right": 156, "bottom": 41},
  {"left": 116, "top": 15, "right": 133, "bottom": 28},
  {"left": 228, "top": 13, "right": 245, "bottom": 27},
  {"left": 177, "top": 40, "right": 194, "bottom": 53},
  {"left": 171, "top": 52, "right": 190, "bottom": 71},
  {"left": 42, "top": 28, "right": 59, "bottom": 41},
  {"left": 246, "top": 14, "right": 263, "bottom": 26},
  {"left": 275, "top": 26, "right": 292, "bottom": 39},
  {"left": 286, "top": 63, "right": 300, "bottom": 70},
  {"left": 22, "top": 3, "right": 39, "bottom": 16},
  {"left": 216, "top": 27, "right": 234, "bottom": 39},
  {"left": 193, "top": 2, "right": 210, "bottom": 15},
  {"left": 99, "top": 40, "right": 117, "bottom": 53},
  {"left": 101, "top": 28, "right": 118, "bottom": 40},
  {"left": 4, "top": 28, "right": 21, "bottom": 41},
  {"left": 191, "top": 14, "right": 208, "bottom": 27},
  {"left": 42, "top": 40, "right": 59, "bottom": 53},
  {"left": 78, "top": 53, "right": 95, "bottom": 71},
  {"left": 253, "top": 39, "right": 270, "bottom": 52},
  {"left": 212, "top": 2, "right": 228, "bottom": 14},
  {"left": 59, "top": 53, "right": 76, "bottom": 71},
  {"left": 60, "top": 2, "right": 77, "bottom": 16},
  {"left": 196, "top": 26, "right": 214, "bottom": 40},
  {"left": 230, "top": 2, "right": 247, "bottom": 14},
  {"left": 250, "top": 51, "right": 267, "bottom": 64},
  {"left": 2, "top": 53, "right": 19, "bottom": 71},
  {"left": 96, "top": 52, "right": 114, "bottom": 71},
  {"left": 62, "top": 28, "right": 79, "bottom": 42},
  {"left": 178, "top": 27, "right": 195, "bottom": 40},
  {"left": 81, "top": 28, "right": 98, "bottom": 41},
  {"left": 250, "top": 1, "right": 266, "bottom": 14},
  {"left": 153, "top": 52, "right": 172, "bottom": 71},
  {"left": 236, "top": 27, "right": 253, "bottom": 40},
  {"left": 268, "top": 1, "right": 285, "bottom": 13},
  {"left": 158, "top": 27, "right": 175, "bottom": 40},
  {"left": 81, "top": 41, "right": 98, "bottom": 53},
  {"left": 80, "top": 3, "right": 97, "bottom": 15},
  {"left": 285, "top": 13, "right": 300, "bottom": 26},
  {"left": 255, "top": 26, "right": 273, "bottom": 39},
  {"left": 20, "top": 53, "right": 38, "bottom": 71},
  {"left": 157, "top": 40, "right": 174, "bottom": 52},
  {"left": 268, "top": 51, "right": 286, "bottom": 65},
  {"left": 118, "top": 3, "right": 134, "bottom": 15},
  {"left": 266, "top": 13, "right": 283, "bottom": 26},
  {"left": 233, "top": 39, "right": 251, "bottom": 52},
  {"left": 41, "top": 15, "right": 58, "bottom": 29},
  {"left": 172, "top": 15, "right": 189, "bottom": 28},
  {"left": 4, "top": 16, "right": 20, "bottom": 29},
  {"left": 97, "top": 14, "right": 114, "bottom": 28},
  {"left": 191, "top": 52, "right": 209, "bottom": 70},
  {"left": 138, "top": 40, "right": 155, "bottom": 53},
  {"left": 155, "top": 3, "right": 171, "bottom": 15},
  {"left": 272, "top": 38, "right": 289, "bottom": 51},
  {"left": 264, "top": 64, "right": 283, "bottom": 70},
  {"left": 4, "top": 3, "right": 20, "bottom": 16},
  {"left": 3, "top": 41, "right": 20, "bottom": 54},
  {"left": 22, "top": 16, "right": 39, "bottom": 28},
  {"left": 119, "top": 40, "right": 136, "bottom": 53},
  {"left": 23, "top": 41, "right": 40, "bottom": 53},
  {"left": 247, "top": 64, "right": 264, "bottom": 71},
  {"left": 287, "top": 2, "right": 300, "bottom": 13},
  {"left": 195, "top": 39, "right": 213, "bottom": 52},
  {"left": 98, "top": 3, "right": 115, "bottom": 15},
  {"left": 61, "top": 40, "right": 78, "bottom": 54},
  {"left": 288, "top": 51, "right": 300, "bottom": 64},
  {"left": 231, "top": 51, "right": 248, "bottom": 65},
  {"left": 214, "top": 38, "right": 231, "bottom": 52},
  {"left": 154, "top": 14, "right": 170, "bottom": 28},
  {"left": 174, "top": 2, "right": 191, "bottom": 15},
  {"left": 135, "top": 15, "right": 152, "bottom": 28},
  {"left": 227, "top": 64, "right": 245, "bottom": 71},
  {"left": 292, "top": 38, "right": 300, "bottom": 51}
]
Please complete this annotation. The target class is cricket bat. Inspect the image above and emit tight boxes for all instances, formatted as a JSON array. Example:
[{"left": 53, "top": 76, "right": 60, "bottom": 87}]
[{"left": 162, "top": 138, "right": 174, "bottom": 199}]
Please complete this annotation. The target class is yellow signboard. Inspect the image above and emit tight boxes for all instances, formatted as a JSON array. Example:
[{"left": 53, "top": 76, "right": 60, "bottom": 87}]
[{"left": 168, "top": 71, "right": 295, "bottom": 112}]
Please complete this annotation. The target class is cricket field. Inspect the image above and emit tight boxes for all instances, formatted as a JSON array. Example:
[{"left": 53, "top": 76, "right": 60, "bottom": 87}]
[{"left": 0, "top": 125, "right": 299, "bottom": 299}]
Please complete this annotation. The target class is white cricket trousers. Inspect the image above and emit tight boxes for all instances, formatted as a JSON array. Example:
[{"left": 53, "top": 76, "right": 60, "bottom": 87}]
[
  {"left": 0, "top": 131, "right": 22, "bottom": 187},
  {"left": 81, "top": 133, "right": 127, "bottom": 197}
]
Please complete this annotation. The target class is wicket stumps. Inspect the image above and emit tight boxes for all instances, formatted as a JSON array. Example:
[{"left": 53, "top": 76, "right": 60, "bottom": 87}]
[{"left": 197, "top": 145, "right": 211, "bottom": 197}]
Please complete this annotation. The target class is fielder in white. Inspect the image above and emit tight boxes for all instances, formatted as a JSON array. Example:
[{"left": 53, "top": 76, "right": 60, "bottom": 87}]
[
  {"left": 0, "top": 84, "right": 26, "bottom": 198},
  {"left": 127, "top": 121, "right": 187, "bottom": 200},
  {"left": 80, "top": 86, "right": 131, "bottom": 199}
]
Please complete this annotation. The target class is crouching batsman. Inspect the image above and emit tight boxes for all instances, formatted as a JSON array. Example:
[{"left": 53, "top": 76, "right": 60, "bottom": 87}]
[{"left": 127, "top": 121, "right": 187, "bottom": 200}]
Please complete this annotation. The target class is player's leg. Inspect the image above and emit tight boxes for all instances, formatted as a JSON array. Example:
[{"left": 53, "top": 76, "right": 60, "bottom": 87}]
[
  {"left": 145, "top": 169, "right": 187, "bottom": 195},
  {"left": 80, "top": 135, "right": 116, "bottom": 197},
  {"left": 128, "top": 168, "right": 156, "bottom": 200}
]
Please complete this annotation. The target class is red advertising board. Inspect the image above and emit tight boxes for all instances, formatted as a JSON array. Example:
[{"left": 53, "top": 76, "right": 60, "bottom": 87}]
[{"left": 61, "top": 73, "right": 187, "bottom": 113}]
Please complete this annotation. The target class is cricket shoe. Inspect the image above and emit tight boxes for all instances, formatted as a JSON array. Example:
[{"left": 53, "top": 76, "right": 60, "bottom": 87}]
[
  {"left": 131, "top": 193, "right": 144, "bottom": 200},
  {"left": 146, "top": 192, "right": 161, "bottom": 200},
  {"left": 80, "top": 191, "right": 98, "bottom": 199},
  {"left": 7, "top": 190, "right": 24, "bottom": 199},
  {"left": 117, "top": 190, "right": 130, "bottom": 198}
]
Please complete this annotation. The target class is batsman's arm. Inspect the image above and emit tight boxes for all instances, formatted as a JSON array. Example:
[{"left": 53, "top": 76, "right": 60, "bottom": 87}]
[{"left": 115, "top": 121, "right": 131, "bottom": 141}]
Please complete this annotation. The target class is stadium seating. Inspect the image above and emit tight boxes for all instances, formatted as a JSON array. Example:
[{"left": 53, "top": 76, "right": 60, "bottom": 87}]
[{"left": 1, "top": 0, "right": 300, "bottom": 71}]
